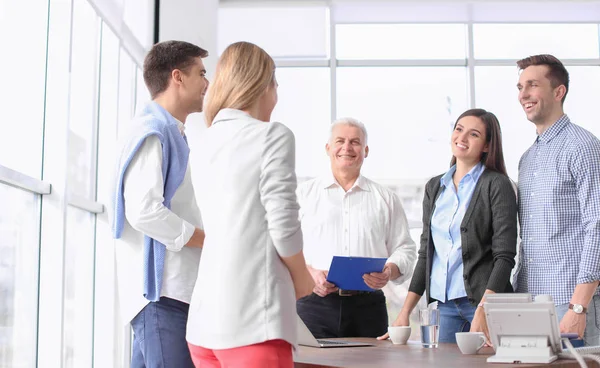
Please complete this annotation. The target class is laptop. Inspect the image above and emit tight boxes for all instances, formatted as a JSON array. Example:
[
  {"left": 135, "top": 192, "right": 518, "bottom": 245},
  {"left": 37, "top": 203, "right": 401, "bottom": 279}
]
[{"left": 297, "top": 315, "right": 374, "bottom": 348}]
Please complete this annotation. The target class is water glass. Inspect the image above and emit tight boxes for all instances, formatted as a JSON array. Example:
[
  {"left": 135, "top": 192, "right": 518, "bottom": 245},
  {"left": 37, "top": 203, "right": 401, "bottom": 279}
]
[{"left": 419, "top": 308, "right": 440, "bottom": 348}]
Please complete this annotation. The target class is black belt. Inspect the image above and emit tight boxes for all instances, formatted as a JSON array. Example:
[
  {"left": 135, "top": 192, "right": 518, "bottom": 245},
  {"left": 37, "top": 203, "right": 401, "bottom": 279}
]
[{"left": 337, "top": 289, "right": 374, "bottom": 297}]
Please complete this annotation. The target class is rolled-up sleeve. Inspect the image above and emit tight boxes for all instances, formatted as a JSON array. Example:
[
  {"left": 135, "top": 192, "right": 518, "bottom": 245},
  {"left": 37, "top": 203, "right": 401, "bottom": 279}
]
[
  {"left": 123, "top": 136, "right": 195, "bottom": 251},
  {"left": 259, "top": 122, "right": 303, "bottom": 258},
  {"left": 386, "top": 192, "right": 417, "bottom": 285}
]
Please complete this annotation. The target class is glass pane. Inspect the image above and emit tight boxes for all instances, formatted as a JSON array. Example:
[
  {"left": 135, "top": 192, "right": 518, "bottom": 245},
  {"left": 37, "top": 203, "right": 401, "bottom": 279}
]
[
  {"left": 218, "top": 6, "right": 328, "bottom": 58},
  {"left": 271, "top": 68, "right": 331, "bottom": 179},
  {"left": 94, "top": 23, "right": 121, "bottom": 368},
  {"left": 135, "top": 67, "right": 150, "bottom": 114},
  {"left": 0, "top": 184, "right": 40, "bottom": 368},
  {"left": 337, "top": 67, "right": 469, "bottom": 181},
  {"left": 473, "top": 24, "right": 600, "bottom": 59},
  {"left": 565, "top": 67, "right": 600, "bottom": 139},
  {"left": 123, "top": 0, "right": 153, "bottom": 48},
  {"left": 336, "top": 24, "right": 467, "bottom": 60},
  {"left": 118, "top": 51, "right": 136, "bottom": 136},
  {"left": 475, "top": 66, "right": 537, "bottom": 181},
  {"left": 0, "top": 0, "right": 48, "bottom": 177},
  {"left": 99, "top": 23, "right": 120, "bottom": 143},
  {"left": 62, "top": 207, "right": 95, "bottom": 368},
  {"left": 475, "top": 65, "right": 600, "bottom": 181},
  {"left": 68, "top": 0, "right": 100, "bottom": 199}
]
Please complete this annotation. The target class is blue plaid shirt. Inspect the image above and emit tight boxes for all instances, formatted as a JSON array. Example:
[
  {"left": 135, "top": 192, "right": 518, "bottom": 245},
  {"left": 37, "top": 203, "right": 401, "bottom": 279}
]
[{"left": 515, "top": 115, "right": 600, "bottom": 305}]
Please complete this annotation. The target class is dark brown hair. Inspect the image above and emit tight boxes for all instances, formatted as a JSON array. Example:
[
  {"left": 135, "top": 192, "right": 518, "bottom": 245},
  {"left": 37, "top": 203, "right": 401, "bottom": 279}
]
[
  {"left": 517, "top": 54, "right": 569, "bottom": 104},
  {"left": 143, "top": 40, "right": 209, "bottom": 99},
  {"left": 450, "top": 108, "right": 507, "bottom": 176}
]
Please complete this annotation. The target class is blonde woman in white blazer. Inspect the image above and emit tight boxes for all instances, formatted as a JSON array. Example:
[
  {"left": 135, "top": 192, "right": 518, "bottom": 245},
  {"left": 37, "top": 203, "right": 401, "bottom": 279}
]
[{"left": 186, "top": 41, "right": 314, "bottom": 368}]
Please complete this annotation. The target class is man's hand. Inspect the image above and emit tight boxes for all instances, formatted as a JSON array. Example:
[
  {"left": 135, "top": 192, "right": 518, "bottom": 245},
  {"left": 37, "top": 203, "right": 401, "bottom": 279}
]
[
  {"left": 377, "top": 313, "right": 410, "bottom": 340},
  {"left": 307, "top": 266, "right": 338, "bottom": 297},
  {"left": 560, "top": 310, "right": 587, "bottom": 338},
  {"left": 363, "top": 264, "right": 395, "bottom": 290},
  {"left": 470, "top": 307, "right": 491, "bottom": 345}
]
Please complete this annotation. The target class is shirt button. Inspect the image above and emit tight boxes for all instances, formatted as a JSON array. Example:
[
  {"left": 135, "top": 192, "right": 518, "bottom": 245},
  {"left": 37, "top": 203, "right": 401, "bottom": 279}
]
[
  {"left": 344, "top": 210, "right": 348, "bottom": 214},
  {"left": 529, "top": 258, "right": 533, "bottom": 263},
  {"left": 530, "top": 193, "right": 535, "bottom": 197},
  {"left": 533, "top": 172, "right": 538, "bottom": 177},
  {"left": 529, "top": 215, "right": 533, "bottom": 218},
  {"left": 344, "top": 228, "right": 348, "bottom": 232}
]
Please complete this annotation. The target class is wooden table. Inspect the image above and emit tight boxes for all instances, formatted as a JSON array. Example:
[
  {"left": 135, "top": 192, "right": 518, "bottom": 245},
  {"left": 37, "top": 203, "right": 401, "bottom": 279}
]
[{"left": 294, "top": 339, "right": 599, "bottom": 368}]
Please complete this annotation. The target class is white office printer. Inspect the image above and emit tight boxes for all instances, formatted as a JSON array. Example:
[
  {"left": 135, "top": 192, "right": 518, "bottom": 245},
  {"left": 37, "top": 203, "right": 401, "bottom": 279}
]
[{"left": 483, "top": 293, "right": 562, "bottom": 364}]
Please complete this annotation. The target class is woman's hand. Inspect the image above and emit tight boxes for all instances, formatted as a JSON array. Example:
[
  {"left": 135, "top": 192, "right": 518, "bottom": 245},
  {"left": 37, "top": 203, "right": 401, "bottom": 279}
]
[
  {"left": 469, "top": 306, "right": 491, "bottom": 346},
  {"left": 377, "top": 313, "right": 410, "bottom": 340}
]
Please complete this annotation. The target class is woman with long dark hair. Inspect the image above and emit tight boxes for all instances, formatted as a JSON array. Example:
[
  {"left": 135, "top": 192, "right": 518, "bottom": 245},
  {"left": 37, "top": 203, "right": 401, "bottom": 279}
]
[{"left": 380, "top": 108, "right": 517, "bottom": 343}]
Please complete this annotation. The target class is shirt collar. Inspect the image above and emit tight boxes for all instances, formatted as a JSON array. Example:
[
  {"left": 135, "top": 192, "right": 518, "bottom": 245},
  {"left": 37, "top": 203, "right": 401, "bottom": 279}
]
[
  {"left": 174, "top": 118, "right": 185, "bottom": 136},
  {"left": 323, "top": 173, "right": 370, "bottom": 192},
  {"left": 537, "top": 114, "right": 570, "bottom": 144},
  {"left": 440, "top": 162, "right": 485, "bottom": 188},
  {"left": 212, "top": 108, "right": 254, "bottom": 126}
]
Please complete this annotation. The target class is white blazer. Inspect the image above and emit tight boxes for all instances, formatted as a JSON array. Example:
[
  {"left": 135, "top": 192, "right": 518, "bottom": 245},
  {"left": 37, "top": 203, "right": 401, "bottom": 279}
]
[{"left": 186, "top": 109, "right": 303, "bottom": 350}]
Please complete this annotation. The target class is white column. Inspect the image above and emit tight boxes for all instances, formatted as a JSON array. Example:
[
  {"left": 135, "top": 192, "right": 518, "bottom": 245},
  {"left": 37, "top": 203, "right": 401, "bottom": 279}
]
[{"left": 159, "top": 0, "right": 218, "bottom": 191}]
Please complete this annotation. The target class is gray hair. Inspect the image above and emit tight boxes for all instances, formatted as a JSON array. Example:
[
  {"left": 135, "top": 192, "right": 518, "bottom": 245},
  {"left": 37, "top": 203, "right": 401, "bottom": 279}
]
[{"left": 329, "top": 117, "right": 368, "bottom": 145}]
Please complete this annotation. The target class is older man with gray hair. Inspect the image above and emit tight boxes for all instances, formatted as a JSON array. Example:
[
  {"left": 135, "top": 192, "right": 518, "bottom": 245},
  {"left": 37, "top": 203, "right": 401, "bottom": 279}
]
[{"left": 296, "top": 117, "right": 417, "bottom": 338}]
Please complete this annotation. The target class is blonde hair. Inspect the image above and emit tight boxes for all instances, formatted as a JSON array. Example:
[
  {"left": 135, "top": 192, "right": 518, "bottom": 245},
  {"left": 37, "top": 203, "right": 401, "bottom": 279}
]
[{"left": 204, "top": 42, "right": 275, "bottom": 126}]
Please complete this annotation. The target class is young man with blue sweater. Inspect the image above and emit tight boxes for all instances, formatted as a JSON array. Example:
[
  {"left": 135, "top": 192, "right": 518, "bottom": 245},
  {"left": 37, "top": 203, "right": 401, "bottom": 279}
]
[{"left": 111, "top": 40, "right": 208, "bottom": 368}]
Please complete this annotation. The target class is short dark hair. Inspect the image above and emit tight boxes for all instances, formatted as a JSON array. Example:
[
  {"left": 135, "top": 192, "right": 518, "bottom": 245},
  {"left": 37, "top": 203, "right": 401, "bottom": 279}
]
[
  {"left": 517, "top": 54, "right": 569, "bottom": 104},
  {"left": 450, "top": 108, "right": 507, "bottom": 176},
  {"left": 143, "top": 40, "right": 208, "bottom": 99}
]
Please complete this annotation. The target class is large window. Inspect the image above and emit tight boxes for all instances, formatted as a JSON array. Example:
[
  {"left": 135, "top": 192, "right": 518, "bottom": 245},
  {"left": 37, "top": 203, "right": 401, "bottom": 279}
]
[{"left": 0, "top": 0, "right": 153, "bottom": 366}]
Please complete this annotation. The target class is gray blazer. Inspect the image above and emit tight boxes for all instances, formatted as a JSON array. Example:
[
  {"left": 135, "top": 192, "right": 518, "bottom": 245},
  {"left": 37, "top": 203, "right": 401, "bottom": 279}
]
[{"left": 408, "top": 169, "right": 518, "bottom": 306}]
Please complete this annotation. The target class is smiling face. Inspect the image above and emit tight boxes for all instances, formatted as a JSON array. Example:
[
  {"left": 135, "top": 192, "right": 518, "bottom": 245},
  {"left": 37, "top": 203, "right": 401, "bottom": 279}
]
[
  {"left": 451, "top": 115, "right": 489, "bottom": 166},
  {"left": 326, "top": 123, "right": 368, "bottom": 175},
  {"left": 517, "top": 64, "right": 565, "bottom": 128}
]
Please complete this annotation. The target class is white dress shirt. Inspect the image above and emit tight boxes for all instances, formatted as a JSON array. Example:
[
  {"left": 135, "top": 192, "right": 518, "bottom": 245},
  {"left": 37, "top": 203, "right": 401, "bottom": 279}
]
[
  {"left": 298, "top": 175, "right": 417, "bottom": 285},
  {"left": 114, "top": 120, "right": 203, "bottom": 324},
  {"left": 186, "top": 109, "right": 303, "bottom": 350}
]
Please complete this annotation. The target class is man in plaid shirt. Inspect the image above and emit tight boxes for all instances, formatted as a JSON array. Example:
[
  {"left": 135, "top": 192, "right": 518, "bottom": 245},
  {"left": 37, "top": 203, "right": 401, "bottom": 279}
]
[{"left": 515, "top": 54, "right": 600, "bottom": 346}]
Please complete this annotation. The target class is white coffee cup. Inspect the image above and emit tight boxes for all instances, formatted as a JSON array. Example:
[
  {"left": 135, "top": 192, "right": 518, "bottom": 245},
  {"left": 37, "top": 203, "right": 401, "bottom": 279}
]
[
  {"left": 388, "top": 326, "right": 411, "bottom": 345},
  {"left": 455, "top": 332, "right": 486, "bottom": 354}
]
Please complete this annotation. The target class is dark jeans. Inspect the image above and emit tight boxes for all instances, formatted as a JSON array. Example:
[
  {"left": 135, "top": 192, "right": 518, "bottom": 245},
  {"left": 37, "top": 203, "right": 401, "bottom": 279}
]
[
  {"left": 130, "top": 297, "right": 194, "bottom": 368},
  {"left": 296, "top": 291, "right": 388, "bottom": 338}
]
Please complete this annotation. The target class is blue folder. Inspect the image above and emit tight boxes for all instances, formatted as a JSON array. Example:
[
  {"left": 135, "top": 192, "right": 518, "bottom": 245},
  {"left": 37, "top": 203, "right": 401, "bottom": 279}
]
[{"left": 326, "top": 256, "right": 387, "bottom": 291}]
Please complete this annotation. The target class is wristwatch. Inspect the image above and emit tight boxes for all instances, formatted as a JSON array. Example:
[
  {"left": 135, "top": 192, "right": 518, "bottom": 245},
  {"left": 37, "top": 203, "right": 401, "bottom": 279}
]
[{"left": 569, "top": 303, "right": 588, "bottom": 314}]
